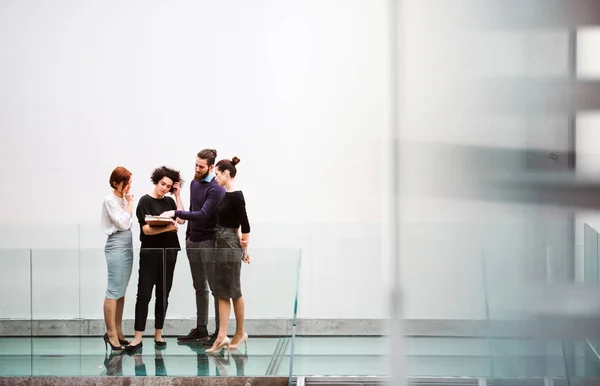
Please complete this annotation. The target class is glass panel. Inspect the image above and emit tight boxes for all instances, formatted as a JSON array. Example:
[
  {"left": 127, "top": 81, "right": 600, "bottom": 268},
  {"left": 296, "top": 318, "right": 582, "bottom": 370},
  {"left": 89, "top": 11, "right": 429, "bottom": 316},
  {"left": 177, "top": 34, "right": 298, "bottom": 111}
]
[
  {"left": 0, "top": 247, "right": 300, "bottom": 377},
  {"left": 30, "top": 248, "right": 83, "bottom": 376},
  {"left": 388, "top": 218, "right": 593, "bottom": 381},
  {"left": 288, "top": 247, "right": 301, "bottom": 381},
  {"left": 582, "top": 224, "right": 600, "bottom": 361},
  {"left": 79, "top": 247, "right": 139, "bottom": 339},
  {"left": 477, "top": 29, "right": 569, "bottom": 78},
  {"left": 280, "top": 336, "right": 388, "bottom": 376},
  {"left": 278, "top": 336, "right": 578, "bottom": 378},
  {"left": 162, "top": 247, "right": 301, "bottom": 378},
  {"left": 0, "top": 249, "right": 32, "bottom": 376}
]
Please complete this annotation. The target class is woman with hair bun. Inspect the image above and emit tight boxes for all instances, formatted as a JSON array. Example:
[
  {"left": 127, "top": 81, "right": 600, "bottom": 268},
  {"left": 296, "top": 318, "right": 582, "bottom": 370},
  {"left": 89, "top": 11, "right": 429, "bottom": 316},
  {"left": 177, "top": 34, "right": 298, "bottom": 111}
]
[{"left": 205, "top": 156, "right": 251, "bottom": 355}]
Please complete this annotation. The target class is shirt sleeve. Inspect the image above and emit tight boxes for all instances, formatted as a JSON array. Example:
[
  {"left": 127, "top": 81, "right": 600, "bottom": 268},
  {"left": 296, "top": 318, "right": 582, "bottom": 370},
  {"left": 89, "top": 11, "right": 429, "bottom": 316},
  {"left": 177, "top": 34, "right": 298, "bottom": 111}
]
[
  {"left": 175, "top": 185, "right": 225, "bottom": 225},
  {"left": 104, "top": 198, "right": 132, "bottom": 231},
  {"left": 234, "top": 192, "right": 251, "bottom": 234}
]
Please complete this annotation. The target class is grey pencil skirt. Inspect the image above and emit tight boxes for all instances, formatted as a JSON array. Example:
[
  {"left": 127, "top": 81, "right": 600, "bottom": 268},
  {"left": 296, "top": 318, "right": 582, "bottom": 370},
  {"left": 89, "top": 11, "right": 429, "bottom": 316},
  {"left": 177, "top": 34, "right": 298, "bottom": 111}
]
[
  {"left": 104, "top": 229, "right": 134, "bottom": 300},
  {"left": 206, "top": 227, "right": 243, "bottom": 299}
]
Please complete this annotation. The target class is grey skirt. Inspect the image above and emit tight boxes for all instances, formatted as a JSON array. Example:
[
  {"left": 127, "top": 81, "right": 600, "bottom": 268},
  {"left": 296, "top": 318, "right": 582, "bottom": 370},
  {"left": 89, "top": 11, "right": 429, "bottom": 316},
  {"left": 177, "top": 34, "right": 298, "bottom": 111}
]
[
  {"left": 104, "top": 229, "right": 134, "bottom": 299},
  {"left": 205, "top": 227, "right": 243, "bottom": 299}
]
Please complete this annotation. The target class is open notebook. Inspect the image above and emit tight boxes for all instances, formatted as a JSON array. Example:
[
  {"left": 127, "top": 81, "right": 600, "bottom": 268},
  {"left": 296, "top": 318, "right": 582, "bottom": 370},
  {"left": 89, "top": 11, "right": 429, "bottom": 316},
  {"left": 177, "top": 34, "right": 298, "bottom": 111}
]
[{"left": 144, "top": 215, "right": 173, "bottom": 227}]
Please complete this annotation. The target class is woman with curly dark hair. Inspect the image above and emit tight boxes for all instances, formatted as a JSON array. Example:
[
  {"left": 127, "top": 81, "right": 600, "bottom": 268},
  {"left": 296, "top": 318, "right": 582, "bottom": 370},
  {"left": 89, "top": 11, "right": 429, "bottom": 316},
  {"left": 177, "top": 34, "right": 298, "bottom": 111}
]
[{"left": 125, "top": 166, "right": 185, "bottom": 352}]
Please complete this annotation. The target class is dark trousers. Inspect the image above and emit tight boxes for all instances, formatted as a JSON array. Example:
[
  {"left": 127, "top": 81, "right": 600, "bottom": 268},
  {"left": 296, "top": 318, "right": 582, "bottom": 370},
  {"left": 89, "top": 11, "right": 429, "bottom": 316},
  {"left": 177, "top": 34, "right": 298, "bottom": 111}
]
[
  {"left": 186, "top": 238, "right": 219, "bottom": 333},
  {"left": 134, "top": 248, "right": 178, "bottom": 332}
]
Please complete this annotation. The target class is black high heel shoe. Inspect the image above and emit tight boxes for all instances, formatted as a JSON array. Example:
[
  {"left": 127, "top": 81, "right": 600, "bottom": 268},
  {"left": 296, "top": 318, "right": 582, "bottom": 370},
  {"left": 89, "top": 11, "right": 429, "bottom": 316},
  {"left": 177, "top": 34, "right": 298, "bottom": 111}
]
[
  {"left": 103, "top": 333, "right": 125, "bottom": 352},
  {"left": 104, "top": 333, "right": 129, "bottom": 346}
]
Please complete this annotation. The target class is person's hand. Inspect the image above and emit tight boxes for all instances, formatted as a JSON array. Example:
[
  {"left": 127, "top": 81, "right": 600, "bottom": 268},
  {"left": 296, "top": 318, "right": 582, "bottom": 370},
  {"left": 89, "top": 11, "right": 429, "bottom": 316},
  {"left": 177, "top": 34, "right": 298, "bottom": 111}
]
[
  {"left": 171, "top": 182, "right": 181, "bottom": 196},
  {"left": 242, "top": 251, "right": 250, "bottom": 264},
  {"left": 160, "top": 210, "right": 175, "bottom": 218},
  {"left": 125, "top": 192, "right": 134, "bottom": 202},
  {"left": 240, "top": 239, "right": 249, "bottom": 248},
  {"left": 167, "top": 222, "right": 178, "bottom": 232}
]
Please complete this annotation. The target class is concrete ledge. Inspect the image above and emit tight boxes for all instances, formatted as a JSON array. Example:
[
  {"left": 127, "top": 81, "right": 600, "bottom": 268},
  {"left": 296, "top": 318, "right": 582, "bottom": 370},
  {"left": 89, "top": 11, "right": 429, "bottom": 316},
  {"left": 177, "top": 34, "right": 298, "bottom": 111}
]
[
  {"left": 1, "top": 318, "right": 385, "bottom": 337},
  {"left": 0, "top": 377, "right": 289, "bottom": 386},
  {"left": 3, "top": 318, "right": 600, "bottom": 338},
  {"left": 0, "top": 376, "right": 589, "bottom": 386}
]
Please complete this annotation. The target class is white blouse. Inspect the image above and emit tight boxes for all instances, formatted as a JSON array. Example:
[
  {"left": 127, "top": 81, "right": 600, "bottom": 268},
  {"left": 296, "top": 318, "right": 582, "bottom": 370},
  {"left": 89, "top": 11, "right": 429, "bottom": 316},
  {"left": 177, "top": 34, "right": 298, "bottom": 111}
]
[{"left": 101, "top": 193, "right": 133, "bottom": 236}]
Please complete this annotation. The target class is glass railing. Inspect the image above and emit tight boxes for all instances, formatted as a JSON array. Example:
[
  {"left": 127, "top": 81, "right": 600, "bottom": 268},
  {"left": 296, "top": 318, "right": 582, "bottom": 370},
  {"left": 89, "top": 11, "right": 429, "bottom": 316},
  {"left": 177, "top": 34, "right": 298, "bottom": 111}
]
[
  {"left": 4, "top": 221, "right": 600, "bottom": 383},
  {"left": 379, "top": 219, "right": 600, "bottom": 384},
  {"left": 0, "top": 247, "right": 301, "bottom": 380},
  {"left": 472, "top": 222, "right": 600, "bottom": 384}
]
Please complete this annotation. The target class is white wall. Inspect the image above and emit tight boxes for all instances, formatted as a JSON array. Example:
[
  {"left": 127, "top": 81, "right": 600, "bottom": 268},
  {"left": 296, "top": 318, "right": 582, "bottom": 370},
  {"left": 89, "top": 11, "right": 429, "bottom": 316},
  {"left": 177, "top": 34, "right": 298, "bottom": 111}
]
[
  {"left": 0, "top": 1, "right": 581, "bottom": 324},
  {"left": 0, "top": 0, "right": 390, "bottom": 321}
]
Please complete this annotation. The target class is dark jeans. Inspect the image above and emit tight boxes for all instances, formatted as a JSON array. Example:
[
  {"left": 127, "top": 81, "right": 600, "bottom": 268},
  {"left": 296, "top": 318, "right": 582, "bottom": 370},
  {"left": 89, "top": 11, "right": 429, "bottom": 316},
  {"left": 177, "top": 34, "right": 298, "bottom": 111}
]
[
  {"left": 186, "top": 238, "right": 219, "bottom": 333},
  {"left": 134, "top": 248, "right": 178, "bottom": 332}
]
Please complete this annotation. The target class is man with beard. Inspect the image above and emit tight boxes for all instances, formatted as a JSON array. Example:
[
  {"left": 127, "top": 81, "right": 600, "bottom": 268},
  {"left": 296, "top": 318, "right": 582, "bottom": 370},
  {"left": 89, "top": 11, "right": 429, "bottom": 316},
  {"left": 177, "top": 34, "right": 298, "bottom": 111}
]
[{"left": 161, "top": 149, "right": 226, "bottom": 345}]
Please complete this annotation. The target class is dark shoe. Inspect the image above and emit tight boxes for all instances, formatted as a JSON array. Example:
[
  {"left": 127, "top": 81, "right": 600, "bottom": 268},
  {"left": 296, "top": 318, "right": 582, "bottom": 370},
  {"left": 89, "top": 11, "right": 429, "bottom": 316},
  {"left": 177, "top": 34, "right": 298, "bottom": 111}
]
[
  {"left": 155, "top": 339, "right": 167, "bottom": 348},
  {"left": 201, "top": 331, "right": 219, "bottom": 347},
  {"left": 103, "top": 333, "right": 125, "bottom": 352},
  {"left": 177, "top": 328, "right": 210, "bottom": 342},
  {"left": 104, "top": 332, "right": 129, "bottom": 347},
  {"left": 125, "top": 341, "right": 143, "bottom": 353}
]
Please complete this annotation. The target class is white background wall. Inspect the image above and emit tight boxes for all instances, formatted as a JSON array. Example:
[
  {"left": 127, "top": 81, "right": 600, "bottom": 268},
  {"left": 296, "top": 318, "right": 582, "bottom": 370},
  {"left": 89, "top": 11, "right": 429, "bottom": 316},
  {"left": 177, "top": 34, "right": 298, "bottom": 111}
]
[
  {"left": 0, "top": 0, "right": 390, "bottom": 321},
  {"left": 1, "top": 1, "right": 594, "bottom": 323}
]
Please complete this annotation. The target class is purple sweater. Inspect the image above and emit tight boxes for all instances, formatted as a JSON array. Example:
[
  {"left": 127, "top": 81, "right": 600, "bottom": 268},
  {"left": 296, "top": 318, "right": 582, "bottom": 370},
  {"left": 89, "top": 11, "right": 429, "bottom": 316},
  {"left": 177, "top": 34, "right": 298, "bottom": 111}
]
[{"left": 175, "top": 177, "right": 226, "bottom": 242}]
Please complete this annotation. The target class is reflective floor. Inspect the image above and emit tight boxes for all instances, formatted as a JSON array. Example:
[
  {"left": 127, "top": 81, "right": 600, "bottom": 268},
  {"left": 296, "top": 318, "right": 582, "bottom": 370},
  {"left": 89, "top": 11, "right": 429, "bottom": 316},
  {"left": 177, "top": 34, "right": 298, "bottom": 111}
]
[{"left": 1, "top": 336, "right": 600, "bottom": 378}]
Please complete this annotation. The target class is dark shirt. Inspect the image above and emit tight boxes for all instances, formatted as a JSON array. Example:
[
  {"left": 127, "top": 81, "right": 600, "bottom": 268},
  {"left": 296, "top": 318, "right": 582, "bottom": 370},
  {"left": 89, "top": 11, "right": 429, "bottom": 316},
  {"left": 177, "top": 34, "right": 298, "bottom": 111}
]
[
  {"left": 174, "top": 176, "right": 226, "bottom": 242},
  {"left": 216, "top": 191, "right": 250, "bottom": 234},
  {"left": 136, "top": 194, "right": 181, "bottom": 249}
]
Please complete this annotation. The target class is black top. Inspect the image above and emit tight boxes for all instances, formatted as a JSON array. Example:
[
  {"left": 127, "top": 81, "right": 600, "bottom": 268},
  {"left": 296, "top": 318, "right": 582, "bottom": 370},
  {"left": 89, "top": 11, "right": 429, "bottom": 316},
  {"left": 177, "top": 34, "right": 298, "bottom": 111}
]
[
  {"left": 216, "top": 191, "right": 250, "bottom": 234},
  {"left": 136, "top": 194, "right": 181, "bottom": 249}
]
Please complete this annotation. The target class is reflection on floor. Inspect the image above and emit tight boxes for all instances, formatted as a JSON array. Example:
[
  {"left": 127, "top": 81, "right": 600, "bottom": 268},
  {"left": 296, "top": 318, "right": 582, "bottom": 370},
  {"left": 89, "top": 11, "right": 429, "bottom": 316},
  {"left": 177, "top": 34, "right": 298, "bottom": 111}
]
[{"left": 1, "top": 336, "right": 600, "bottom": 378}]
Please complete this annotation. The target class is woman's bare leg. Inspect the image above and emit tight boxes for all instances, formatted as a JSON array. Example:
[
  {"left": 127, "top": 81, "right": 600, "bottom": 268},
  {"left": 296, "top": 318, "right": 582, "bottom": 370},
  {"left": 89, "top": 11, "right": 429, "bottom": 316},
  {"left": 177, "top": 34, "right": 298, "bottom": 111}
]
[
  {"left": 115, "top": 297, "right": 126, "bottom": 341},
  {"left": 231, "top": 296, "right": 245, "bottom": 345}
]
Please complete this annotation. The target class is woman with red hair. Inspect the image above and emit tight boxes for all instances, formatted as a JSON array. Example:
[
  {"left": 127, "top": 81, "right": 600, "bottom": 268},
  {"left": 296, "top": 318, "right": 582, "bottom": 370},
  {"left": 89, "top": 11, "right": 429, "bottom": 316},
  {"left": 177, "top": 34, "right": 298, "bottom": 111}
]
[{"left": 100, "top": 166, "right": 135, "bottom": 352}]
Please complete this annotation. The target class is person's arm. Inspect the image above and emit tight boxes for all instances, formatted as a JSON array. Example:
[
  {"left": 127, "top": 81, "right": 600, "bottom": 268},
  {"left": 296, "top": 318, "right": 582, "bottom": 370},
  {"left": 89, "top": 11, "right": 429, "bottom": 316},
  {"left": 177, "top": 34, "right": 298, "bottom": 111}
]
[
  {"left": 163, "top": 186, "right": 224, "bottom": 225},
  {"left": 171, "top": 182, "right": 186, "bottom": 225},
  {"left": 238, "top": 228, "right": 249, "bottom": 248},
  {"left": 105, "top": 196, "right": 133, "bottom": 231},
  {"left": 142, "top": 223, "right": 177, "bottom": 235},
  {"left": 233, "top": 193, "right": 250, "bottom": 249}
]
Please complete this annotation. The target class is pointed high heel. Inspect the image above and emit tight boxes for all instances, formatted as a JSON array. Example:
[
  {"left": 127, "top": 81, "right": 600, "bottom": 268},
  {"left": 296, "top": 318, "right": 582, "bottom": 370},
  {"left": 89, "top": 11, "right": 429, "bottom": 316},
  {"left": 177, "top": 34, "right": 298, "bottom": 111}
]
[
  {"left": 103, "top": 333, "right": 125, "bottom": 352},
  {"left": 104, "top": 332, "right": 129, "bottom": 346},
  {"left": 229, "top": 332, "right": 248, "bottom": 351},
  {"left": 205, "top": 336, "right": 231, "bottom": 355}
]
